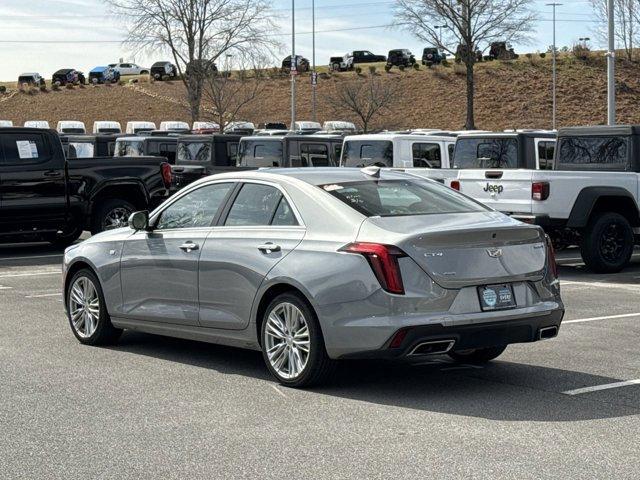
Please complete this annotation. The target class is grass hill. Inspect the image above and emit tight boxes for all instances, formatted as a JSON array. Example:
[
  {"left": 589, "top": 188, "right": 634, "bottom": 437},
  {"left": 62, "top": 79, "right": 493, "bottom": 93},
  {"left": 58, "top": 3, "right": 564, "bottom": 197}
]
[{"left": 2, "top": 53, "right": 640, "bottom": 131}]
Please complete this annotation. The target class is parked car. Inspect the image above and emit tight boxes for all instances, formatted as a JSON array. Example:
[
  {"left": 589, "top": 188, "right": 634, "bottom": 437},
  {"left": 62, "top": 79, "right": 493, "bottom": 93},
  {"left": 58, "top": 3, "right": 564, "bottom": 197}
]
[
  {"left": 259, "top": 122, "right": 288, "bottom": 131},
  {"left": 487, "top": 42, "right": 518, "bottom": 61},
  {"left": 150, "top": 61, "right": 178, "bottom": 80},
  {"left": 92, "top": 121, "right": 122, "bottom": 134},
  {"left": 0, "top": 121, "right": 13, "bottom": 127},
  {"left": 322, "top": 121, "right": 357, "bottom": 133},
  {"left": 24, "top": 120, "right": 49, "bottom": 129},
  {"left": 57, "top": 121, "right": 86, "bottom": 134},
  {"left": 237, "top": 136, "right": 285, "bottom": 167},
  {"left": 349, "top": 50, "right": 387, "bottom": 66},
  {"left": 455, "top": 44, "right": 483, "bottom": 63},
  {"left": 159, "top": 121, "right": 190, "bottom": 132},
  {"left": 387, "top": 49, "right": 415, "bottom": 68},
  {"left": 171, "top": 134, "right": 243, "bottom": 190},
  {"left": 111, "top": 63, "right": 149, "bottom": 76},
  {"left": 329, "top": 56, "right": 348, "bottom": 72},
  {"left": 66, "top": 133, "right": 123, "bottom": 158},
  {"left": 422, "top": 47, "right": 446, "bottom": 66},
  {"left": 281, "top": 55, "right": 310, "bottom": 73},
  {"left": 89, "top": 66, "right": 121, "bottom": 84},
  {"left": 0, "top": 127, "right": 170, "bottom": 244},
  {"left": 224, "top": 121, "right": 255, "bottom": 135},
  {"left": 185, "top": 60, "right": 217, "bottom": 78},
  {"left": 114, "top": 135, "right": 178, "bottom": 164},
  {"left": 62, "top": 168, "right": 563, "bottom": 387},
  {"left": 52, "top": 69, "right": 86, "bottom": 86},
  {"left": 192, "top": 121, "right": 220, "bottom": 134},
  {"left": 452, "top": 126, "right": 640, "bottom": 273},
  {"left": 126, "top": 121, "right": 156, "bottom": 134},
  {"left": 293, "top": 121, "right": 322, "bottom": 133},
  {"left": 17, "top": 73, "right": 45, "bottom": 87}
]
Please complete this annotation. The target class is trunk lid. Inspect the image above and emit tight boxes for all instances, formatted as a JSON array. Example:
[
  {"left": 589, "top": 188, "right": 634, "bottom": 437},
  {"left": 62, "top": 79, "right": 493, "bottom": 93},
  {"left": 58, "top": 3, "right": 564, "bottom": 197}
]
[
  {"left": 357, "top": 211, "right": 546, "bottom": 288},
  {"left": 456, "top": 169, "right": 534, "bottom": 214}
]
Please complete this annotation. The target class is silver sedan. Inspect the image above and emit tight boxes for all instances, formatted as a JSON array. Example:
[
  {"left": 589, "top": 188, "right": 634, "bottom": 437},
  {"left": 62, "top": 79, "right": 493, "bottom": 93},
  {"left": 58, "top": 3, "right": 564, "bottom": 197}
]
[{"left": 63, "top": 168, "right": 564, "bottom": 387}]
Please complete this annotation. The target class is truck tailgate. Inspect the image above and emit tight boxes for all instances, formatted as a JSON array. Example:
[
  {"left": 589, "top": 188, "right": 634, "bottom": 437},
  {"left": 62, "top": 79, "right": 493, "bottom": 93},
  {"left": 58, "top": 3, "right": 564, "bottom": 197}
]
[{"left": 457, "top": 169, "right": 534, "bottom": 214}]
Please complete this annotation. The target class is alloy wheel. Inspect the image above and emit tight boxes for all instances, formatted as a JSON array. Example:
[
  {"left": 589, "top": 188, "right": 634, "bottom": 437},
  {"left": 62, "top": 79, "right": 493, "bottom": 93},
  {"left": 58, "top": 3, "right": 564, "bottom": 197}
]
[
  {"left": 68, "top": 276, "right": 100, "bottom": 338},
  {"left": 103, "top": 207, "right": 132, "bottom": 230},
  {"left": 264, "top": 302, "right": 311, "bottom": 380},
  {"left": 600, "top": 222, "right": 625, "bottom": 262}
]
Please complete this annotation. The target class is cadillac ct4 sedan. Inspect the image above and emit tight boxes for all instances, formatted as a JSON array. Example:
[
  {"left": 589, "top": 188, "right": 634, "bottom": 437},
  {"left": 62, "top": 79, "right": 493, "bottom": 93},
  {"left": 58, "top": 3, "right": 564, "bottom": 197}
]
[{"left": 63, "top": 168, "right": 564, "bottom": 387}]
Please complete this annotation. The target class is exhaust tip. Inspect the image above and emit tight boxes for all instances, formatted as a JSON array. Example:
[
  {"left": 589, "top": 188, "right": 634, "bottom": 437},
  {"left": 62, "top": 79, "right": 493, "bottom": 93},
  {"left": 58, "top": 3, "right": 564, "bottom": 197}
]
[
  {"left": 538, "top": 326, "right": 558, "bottom": 340},
  {"left": 408, "top": 339, "right": 455, "bottom": 356}
]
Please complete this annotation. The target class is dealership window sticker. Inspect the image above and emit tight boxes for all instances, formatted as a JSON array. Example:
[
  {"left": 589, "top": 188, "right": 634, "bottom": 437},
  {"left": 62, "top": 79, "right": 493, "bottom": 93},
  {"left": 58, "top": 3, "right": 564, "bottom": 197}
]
[{"left": 16, "top": 140, "right": 39, "bottom": 159}]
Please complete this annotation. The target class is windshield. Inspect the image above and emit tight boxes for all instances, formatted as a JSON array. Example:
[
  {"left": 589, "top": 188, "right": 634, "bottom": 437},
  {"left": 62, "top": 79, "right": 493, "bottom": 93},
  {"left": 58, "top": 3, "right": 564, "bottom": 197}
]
[
  {"left": 114, "top": 140, "right": 144, "bottom": 157},
  {"left": 341, "top": 140, "right": 393, "bottom": 167},
  {"left": 177, "top": 142, "right": 211, "bottom": 163},
  {"left": 238, "top": 140, "right": 283, "bottom": 167},
  {"left": 321, "top": 179, "right": 486, "bottom": 217},
  {"left": 453, "top": 137, "right": 519, "bottom": 169}
]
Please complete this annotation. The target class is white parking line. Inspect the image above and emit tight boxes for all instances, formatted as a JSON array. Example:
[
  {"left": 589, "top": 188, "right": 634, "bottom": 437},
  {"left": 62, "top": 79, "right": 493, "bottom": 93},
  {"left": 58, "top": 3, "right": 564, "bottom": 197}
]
[
  {"left": 0, "top": 254, "right": 63, "bottom": 261},
  {"left": 561, "top": 280, "right": 640, "bottom": 293},
  {"left": 0, "top": 271, "right": 59, "bottom": 278},
  {"left": 0, "top": 285, "right": 12, "bottom": 290},
  {"left": 563, "top": 379, "right": 640, "bottom": 395},
  {"left": 564, "top": 312, "right": 640, "bottom": 324},
  {"left": 271, "top": 384, "right": 288, "bottom": 399},
  {"left": 25, "top": 293, "right": 62, "bottom": 298}
]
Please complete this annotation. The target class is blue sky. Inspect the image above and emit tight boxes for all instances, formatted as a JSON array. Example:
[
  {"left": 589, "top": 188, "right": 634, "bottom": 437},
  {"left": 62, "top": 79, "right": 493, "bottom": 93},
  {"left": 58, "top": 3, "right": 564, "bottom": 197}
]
[{"left": 0, "top": 0, "right": 603, "bottom": 80}]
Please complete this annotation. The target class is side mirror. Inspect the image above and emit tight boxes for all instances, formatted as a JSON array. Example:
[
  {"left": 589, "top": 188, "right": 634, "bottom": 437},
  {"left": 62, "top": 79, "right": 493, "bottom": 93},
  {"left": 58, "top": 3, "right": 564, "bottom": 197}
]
[{"left": 128, "top": 210, "right": 150, "bottom": 231}]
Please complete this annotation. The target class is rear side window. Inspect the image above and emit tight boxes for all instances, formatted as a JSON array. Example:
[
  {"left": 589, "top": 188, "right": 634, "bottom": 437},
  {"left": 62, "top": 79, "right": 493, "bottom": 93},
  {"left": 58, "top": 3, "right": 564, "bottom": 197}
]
[
  {"left": 341, "top": 140, "right": 393, "bottom": 167},
  {"left": 69, "top": 142, "right": 95, "bottom": 158},
  {"left": 557, "top": 136, "right": 628, "bottom": 169},
  {"left": 1, "top": 133, "right": 51, "bottom": 164},
  {"left": 321, "top": 179, "right": 486, "bottom": 217},
  {"left": 225, "top": 183, "right": 298, "bottom": 226},
  {"left": 301, "top": 143, "right": 333, "bottom": 167},
  {"left": 115, "top": 140, "right": 144, "bottom": 156},
  {"left": 159, "top": 143, "right": 177, "bottom": 163},
  {"left": 412, "top": 143, "right": 441, "bottom": 168},
  {"left": 238, "top": 140, "right": 283, "bottom": 167},
  {"left": 177, "top": 142, "right": 211, "bottom": 163},
  {"left": 537, "top": 141, "right": 555, "bottom": 170},
  {"left": 453, "top": 138, "right": 518, "bottom": 169}
]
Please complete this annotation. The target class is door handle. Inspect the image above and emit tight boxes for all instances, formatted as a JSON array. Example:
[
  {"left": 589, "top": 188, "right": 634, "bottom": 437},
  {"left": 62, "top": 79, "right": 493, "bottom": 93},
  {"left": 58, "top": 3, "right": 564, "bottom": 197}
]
[
  {"left": 258, "top": 242, "right": 281, "bottom": 253},
  {"left": 179, "top": 242, "right": 199, "bottom": 253},
  {"left": 43, "top": 170, "right": 62, "bottom": 178}
]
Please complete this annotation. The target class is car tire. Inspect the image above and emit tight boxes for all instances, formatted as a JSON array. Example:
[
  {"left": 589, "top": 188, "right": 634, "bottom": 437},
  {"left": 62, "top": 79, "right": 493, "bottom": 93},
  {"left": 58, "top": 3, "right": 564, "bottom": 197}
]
[
  {"left": 448, "top": 345, "right": 507, "bottom": 364},
  {"left": 140, "top": 70, "right": 149, "bottom": 75},
  {"left": 66, "top": 269, "right": 122, "bottom": 345},
  {"left": 580, "top": 212, "right": 634, "bottom": 273},
  {"left": 91, "top": 198, "right": 136, "bottom": 234},
  {"left": 261, "top": 292, "right": 335, "bottom": 388}
]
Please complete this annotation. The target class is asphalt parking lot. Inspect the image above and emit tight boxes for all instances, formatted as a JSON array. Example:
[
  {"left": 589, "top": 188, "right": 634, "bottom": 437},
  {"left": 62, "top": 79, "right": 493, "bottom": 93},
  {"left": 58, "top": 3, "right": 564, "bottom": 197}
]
[{"left": 1, "top": 239, "right": 639, "bottom": 479}]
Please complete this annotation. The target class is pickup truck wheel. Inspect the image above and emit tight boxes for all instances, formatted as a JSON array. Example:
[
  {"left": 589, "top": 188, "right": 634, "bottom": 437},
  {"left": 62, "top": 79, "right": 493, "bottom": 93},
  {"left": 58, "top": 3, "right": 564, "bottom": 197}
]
[
  {"left": 92, "top": 199, "right": 135, "bottom": 234},
  {"left": 448, "top": 345, "right": 507, "bottom": 364},
  {"left": 580, "top": 212, "right": 634, "bottom": 273}
]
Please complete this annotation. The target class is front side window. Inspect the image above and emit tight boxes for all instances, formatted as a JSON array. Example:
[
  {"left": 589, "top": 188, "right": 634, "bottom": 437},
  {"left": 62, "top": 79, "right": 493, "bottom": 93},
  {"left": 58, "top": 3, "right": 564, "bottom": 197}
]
[
  {"left": 321, "top": 179, "right": 486, "bottom": 217},
  {"left": 453, "top": 138, "right": 519, "bottom": 169},
  {"left": 341, "top": 140, "right": 393, "bottom": 167},
  {"left": 557, "top": 136, "right": 628, "bottom": 168},
  {"left": 412, "top": 143, "right": 441, "bottom": 168},
  {"left": 156, "top": 182, "right": 233, "bottom": 230},
  {"left": 1, "top": 133, "right": 51, "bottom": 164},
  {"left": 225, "top": 184, "right": 297, "bottom": 226}
]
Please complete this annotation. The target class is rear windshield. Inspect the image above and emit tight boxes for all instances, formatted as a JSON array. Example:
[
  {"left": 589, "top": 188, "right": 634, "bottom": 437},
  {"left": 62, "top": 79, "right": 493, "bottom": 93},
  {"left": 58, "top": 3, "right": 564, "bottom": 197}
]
[
  {"left": 321, "top": 179, "right": 486, "bottom": 217},
  {"left": 238, "top": 140, "right": 283, "bottom": 167},
  {"left": 556, "top": 136, "right": 629, "bottom": 170},
  {"left": 341, "top": 140, "right": 393, "bottom": 167},
  {"left": 453, "top": 138, "right": 518, "bottom": 169},
  {"left": 177, "top": 141, "right": 211, "bottom": 163}
]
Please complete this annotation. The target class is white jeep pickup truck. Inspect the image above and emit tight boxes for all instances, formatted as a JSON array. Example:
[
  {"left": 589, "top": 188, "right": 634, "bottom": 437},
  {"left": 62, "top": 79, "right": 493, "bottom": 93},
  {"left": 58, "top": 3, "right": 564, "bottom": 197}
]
[{"left": 453, "top": 126, "right": 640, "bottom": 273}]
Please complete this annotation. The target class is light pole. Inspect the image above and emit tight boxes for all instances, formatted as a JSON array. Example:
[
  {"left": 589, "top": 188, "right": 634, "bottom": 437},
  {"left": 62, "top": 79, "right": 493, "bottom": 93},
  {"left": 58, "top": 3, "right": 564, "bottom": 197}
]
[
  {"left": 546, "top": 3, "right": 561, "bottom": 130},
  {"left": 434, "top": 25, "right": 447, "bottom": 47},
  {"left": 290, "top": 0, "right": 296, "bottom": 129},
  {"left": 311, "top": 0, "right": 317, "bottom": 122},
  {"left": 225, "top": 53, "right": 233, "bottom": 73},
  {"left": 607, "top": 0, "right": 615, "bottom": 125}
]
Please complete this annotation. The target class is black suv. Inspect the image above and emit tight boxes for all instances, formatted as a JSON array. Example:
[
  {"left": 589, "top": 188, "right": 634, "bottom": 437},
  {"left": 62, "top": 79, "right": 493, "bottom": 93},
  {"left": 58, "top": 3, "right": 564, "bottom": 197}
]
[
  {"left": 387, "top": 49, "right": 415, "bottom": 68},
  {"left": 150, "top": 61, "right": 178, "bottom": 80},
  {"left": 421, "top": 47, "right": 446, "bottom": 66},
  {"left": 52, "top": 69, "right": 86, "bottom": 85},
  {"left": 282, "top": 55, "right": 310, "bottom": 73},
  {"left": 351, "top": 50, "right": 386, "bottom": 64}
]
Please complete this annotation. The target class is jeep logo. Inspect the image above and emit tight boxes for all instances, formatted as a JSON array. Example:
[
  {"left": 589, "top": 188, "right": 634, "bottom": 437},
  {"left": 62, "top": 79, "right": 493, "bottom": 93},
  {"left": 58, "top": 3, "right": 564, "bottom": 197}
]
[{"left": 483, "top": 183, "right": 504, "bottom": 194}]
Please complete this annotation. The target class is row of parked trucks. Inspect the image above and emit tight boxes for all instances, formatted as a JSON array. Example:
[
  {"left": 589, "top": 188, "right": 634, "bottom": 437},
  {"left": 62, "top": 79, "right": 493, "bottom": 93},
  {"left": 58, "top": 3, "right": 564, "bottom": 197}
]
[{"left": 0, "top": 122, "right": 637, "bottom": 274}]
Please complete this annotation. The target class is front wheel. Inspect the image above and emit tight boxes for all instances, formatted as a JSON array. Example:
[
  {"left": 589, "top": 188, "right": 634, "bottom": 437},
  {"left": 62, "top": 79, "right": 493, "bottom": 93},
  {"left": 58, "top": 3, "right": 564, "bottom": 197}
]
[
  {"left": 261, "top": 292, "right": 335, "bottom": 388},
  {"left": 580, "top": 212, "right": 634, "bottom": 273},
  {"left": 448, "top": 345, "right": 507, "bottom": 364},
  {"left": 91, "top": 198, "right": 135, "bottom": 234}
]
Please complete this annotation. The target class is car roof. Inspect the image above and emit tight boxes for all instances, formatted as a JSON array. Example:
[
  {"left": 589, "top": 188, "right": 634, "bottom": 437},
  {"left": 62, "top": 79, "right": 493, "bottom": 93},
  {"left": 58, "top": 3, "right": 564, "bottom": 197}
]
[
  {"left": 90, "top": 66, "right": 108, "bottom": 72},
  {"left": 19, "top": 72, "right": 39, "bottom": 76},
  {"left": 557, "top": 125, "right": 640, "bottom": 136},
  {"left": 343, "top": 133, "right": 454, "bottom": 141},
  {"left": 456, "top": 131, "right": 556, "bottom": 139}
]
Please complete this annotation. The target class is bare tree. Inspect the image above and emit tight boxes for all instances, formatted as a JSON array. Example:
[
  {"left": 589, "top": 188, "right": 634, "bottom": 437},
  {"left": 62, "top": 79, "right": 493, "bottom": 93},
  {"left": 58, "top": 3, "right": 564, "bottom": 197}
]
[
  {"left": 395, "top": 0, "right": 535, "bottom": 129},
  {"left": 108, "top": 0, "right": 279, "bottom": 122},
  {"left": 202, "top": 57, "right": 267, "bottom": 131},
  {"left": 325, "top": 75, "right": 399, "bottom": 133},
  {"left": 590, "top": 0, "right": 638, "bottom": 61}
]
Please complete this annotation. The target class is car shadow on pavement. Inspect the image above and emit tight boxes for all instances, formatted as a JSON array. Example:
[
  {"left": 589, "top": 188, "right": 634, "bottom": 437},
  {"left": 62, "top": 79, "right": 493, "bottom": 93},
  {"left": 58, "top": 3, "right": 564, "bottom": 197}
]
[{"left": 111, "top": 331, "right": 638, "bottom": 423}]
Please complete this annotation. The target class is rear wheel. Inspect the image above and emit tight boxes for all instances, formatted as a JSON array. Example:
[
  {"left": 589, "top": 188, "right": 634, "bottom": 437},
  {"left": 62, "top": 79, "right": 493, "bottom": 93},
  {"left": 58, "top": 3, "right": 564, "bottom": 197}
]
[
  {"left": 448, "top": 345, "right": 507, "bottom": 364},
  {"left": 261, "top": 292, "right": 335, "bottom": 388},
  {"left": 91, "top": 198, "right": 135, "bottom": 234},
  {"left": 580, "top": 212, "right": 634, "bottom": 273}
]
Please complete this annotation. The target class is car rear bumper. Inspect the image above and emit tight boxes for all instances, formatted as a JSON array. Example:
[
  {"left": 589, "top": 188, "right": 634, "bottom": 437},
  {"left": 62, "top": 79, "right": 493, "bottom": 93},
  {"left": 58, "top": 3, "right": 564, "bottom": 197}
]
[{"left": 510, "top": 214, "right": 567, "bottom": 228}]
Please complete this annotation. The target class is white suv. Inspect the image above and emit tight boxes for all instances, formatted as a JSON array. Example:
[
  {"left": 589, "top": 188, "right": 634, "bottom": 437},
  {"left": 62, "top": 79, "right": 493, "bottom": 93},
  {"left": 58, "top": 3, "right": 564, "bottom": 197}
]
[{"left": 110, "top": 63, "right": 149, "bottom": 76}]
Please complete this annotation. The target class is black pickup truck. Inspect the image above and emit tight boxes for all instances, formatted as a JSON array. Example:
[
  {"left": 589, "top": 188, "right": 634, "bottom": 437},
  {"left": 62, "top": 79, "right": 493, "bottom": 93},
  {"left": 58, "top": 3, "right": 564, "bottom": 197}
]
[{"left": 0, "top": 128, "right": 171, "bottom": 246}]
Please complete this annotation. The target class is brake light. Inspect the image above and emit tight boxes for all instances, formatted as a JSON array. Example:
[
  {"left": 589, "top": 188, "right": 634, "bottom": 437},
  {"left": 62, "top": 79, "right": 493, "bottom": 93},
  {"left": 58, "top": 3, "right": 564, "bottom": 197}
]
[
  {"left": 450, "top": 180, "right": 460, "bottom": 191},
  {"left": 545, "top": 235, "right": 558, "bottom": 279},
  {"left": 161, "top": 162, "right": 172, "bottom": 189},
  {"left": 340, "top": 242, "right": 406, "bottom": 294},
  {"left": 532, "top": 182, "right": 550, "bottom": 201}
]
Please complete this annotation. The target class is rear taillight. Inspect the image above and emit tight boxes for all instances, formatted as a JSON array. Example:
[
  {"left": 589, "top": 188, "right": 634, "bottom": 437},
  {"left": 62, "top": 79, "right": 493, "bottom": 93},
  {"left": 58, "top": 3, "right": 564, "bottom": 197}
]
[
  {"left": 161, "top": 162, "right": 172, "bottom": 188},
  {"left": 340, "top": 242, "right": 406, "bottom": 294},
  {"left": 545, "top": 235, "right": 558, "bottom": 278},
  {"left": 450, "top": 180, "right": 460, "bottom": 191},
  {"left": 532, "top": 182, "right": 550, "bottom": 201}
]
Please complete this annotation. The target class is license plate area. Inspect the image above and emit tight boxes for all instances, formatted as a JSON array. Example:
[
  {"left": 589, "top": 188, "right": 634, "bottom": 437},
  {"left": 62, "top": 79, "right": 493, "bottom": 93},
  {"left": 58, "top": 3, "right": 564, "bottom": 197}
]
[{"left": 478, "top": 284, "right": 516, "bottom": 311}]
